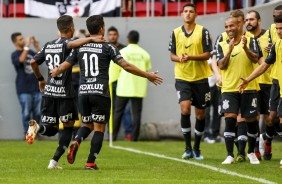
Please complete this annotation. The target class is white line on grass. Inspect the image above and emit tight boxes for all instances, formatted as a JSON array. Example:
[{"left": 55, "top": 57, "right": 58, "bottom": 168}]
[{"left": 110, "top": 145, "right": 276, "bottom": 184}]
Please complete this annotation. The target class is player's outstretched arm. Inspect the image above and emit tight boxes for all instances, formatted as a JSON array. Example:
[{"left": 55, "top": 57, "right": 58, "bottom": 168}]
[
  {"left": 67, "top": 35, "right": 106, "bottom": 49},
  {"left": 238, "top": 61, "right": 270, "bottom": 93},
  {"left": 117, "top": 59, "right": 163, "bottom": 85},
  {"left": 50, "top": 61, "right": 72, "bottom": 78},
  {"left": 31, "top": 58, "right": 45, "bottom": 92}
]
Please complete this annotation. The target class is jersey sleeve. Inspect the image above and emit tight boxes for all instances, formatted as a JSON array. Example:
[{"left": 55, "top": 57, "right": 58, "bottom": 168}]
[
  {"left": 249, "top": 38, "right": 261, "bottom": 58},
  {"left": 216, "top": 44, "right": 224, "bottom": 63},
  {"left": 33, "top": 44, "right": 46, "bottom": 65},
  {"left": 65, "top": 48, "right": 78, "bottom": 65},
  {"left": 168, "top": 31, "right": 176, "bottom": 54},
  {"left": 212, "top": 34, "right": 223, "bottom": 57},
  {"left": 202, "top": 28, "right": 213, "bottom": 53},
  {"left": 109, "top": 44, "right": 123, "bottom": 63},
  {"left": 265, "top": 44, "right": 276, "bottom": 64}
]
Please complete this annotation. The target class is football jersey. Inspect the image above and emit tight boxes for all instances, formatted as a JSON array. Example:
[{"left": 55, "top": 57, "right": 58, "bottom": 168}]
[
  {"left": 217, "top": 37, "right": 260, "bottom": 92},
  {"left": 252, "top": 29, "right": 272, "bottom": 85},
  {"left": 34, "top": 37, "right": 74, "bottom": 98},
  {"left": 169, "top": 24, "right": 213, "bottom": 82},
  {"left": 265, "top": 40, "right": 282, "bottom": 97},
  {"left": 66, "top": 42, "right": 123, "bottom": 98}
]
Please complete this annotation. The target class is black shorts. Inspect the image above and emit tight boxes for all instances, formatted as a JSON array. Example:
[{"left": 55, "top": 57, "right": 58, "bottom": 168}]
[
  {"left": 41, "top": 96, "right": 78, "bottom": 124},
  {"left": 221, "top": 92, "right": 258, "bottom": 118},
  {"left": 258, "top": 84, "right": 271, "bottom": 114},
  {"left": 269, "top": 79, "right": 280, "bottom": 112},
  {"left": 78, "top": 95, "right": 111, "bottom": 124},
  {"left": 175, "top": 79, "right": 210, "bottom": 109}
]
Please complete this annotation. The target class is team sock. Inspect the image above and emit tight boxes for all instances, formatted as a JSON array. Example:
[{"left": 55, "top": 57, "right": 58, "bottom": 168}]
[
  {"left": 74, "top": 126, "right": 92, "bottom": 144},
  {"left": 87, "top": 131, "right": 104, "bottom": 163},
  {"left": 39, "top": 124, "right": 58, "bottom": 136},
  {"left": 194, "top": 119, "right": 205, "bottom": 151},
  {"left": 181, "top": 114, "right": 192, "bottom": 150},
  {"left": 237, "top": 122, "right": 247, "bottom": 156},
  {"left": 52, "top": 127, "right": 73, "bottom": 162},
  {"left": 247, "top": 121, "right": 258, "bottom": 154},
  {"left": 224, "top": 117, "right": 236, "bottom": 157}
]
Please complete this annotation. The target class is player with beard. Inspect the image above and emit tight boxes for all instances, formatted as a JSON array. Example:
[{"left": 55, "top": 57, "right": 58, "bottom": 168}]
[
  {"left": 239, "top": 14, "right": 282, "bottom": 167},
  {"left": 245, "top": 10, "right": 272, "bottom": 160}
]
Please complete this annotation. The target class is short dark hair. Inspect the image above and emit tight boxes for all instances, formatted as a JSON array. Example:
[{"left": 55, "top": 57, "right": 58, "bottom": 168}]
[
  {"left": 274, "top": 15, "right": 282, "bottom": 23},
  {"left": 107, "top": 26, "right": 118, "bottom": 34},
  {"left": 230, "top": 9, "right": 245, "bottom": 20},
  {"left": 57, "top": 15, "right": 74, "bottom": 33},
  {"left": 11, "top": 32, "right": 21, "bottom": 43},
  {"left": 86, "top": 15, "right": 104, "bottom": 35},
  {"left": 127, "top": 30, "right": 139, "bottom": 44},
  {"left": 274, "top": 5, "right": 282, "bottom": 11},
  {"left": 247, "top": 10, "right": 261, "bottom": 20},
  {"left": 182, "top": 3, "right": 196, "bottom": 12}
]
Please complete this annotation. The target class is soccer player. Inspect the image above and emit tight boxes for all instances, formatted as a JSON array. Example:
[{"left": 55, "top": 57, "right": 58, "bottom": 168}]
[
  {"left": 259, "top": 5, "right": 282, "bottom": 161},
  {"left": 51, "top": 15, "right": 163, "bottom": 170},
  {"left": 245, "top": 10, "right": 272, "bottom": 160},
  {"left": 239, "top": 14, "right": 282, "bottom": 167},
  {"left": 25, "top": 15, "right": 104, "bottom": 169},
  {"left": 217, "top": 17, "right": 260, "bottom": 164},
  {"left": 168, "top": 3, "right": 212, "bottom": 160}
]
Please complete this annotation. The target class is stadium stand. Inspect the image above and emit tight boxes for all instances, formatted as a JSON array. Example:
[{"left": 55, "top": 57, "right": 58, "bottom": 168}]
[
  {"left": 135, "top": 1, "right": 163, "bottom": 17},
  {"left": 8, "top": 3, "right": 25, "bottom": 17},
  {"left": 196, "top": 2, "right": 226, "bottom": 15},
  {"left": 167, "top": 2, "right": 187, "bottom": 16},
  {"left": 2, "top": 3, "right": 7, "bottom": 17}
]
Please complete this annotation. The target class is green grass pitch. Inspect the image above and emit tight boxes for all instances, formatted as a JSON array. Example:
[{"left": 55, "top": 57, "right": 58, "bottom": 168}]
[{"left": 0, "top": 140, "right": 281, "bottom": 184}]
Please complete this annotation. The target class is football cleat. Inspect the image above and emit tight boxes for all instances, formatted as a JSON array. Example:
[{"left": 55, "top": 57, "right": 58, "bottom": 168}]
[
  {"left": 236, "top": 154, "right": 246, "bottom": 163},
  {"left": 85, "top": 163, "right": 99, "bottom": 170},
  {"left": 182, "top": 149, "right": 193, "bottom": 160},
  {"left": 193, "top": 149, "right": 204, "bottom": 160},
  {"left": 255, "top": 151, "right": 262, "bottom": 161},
  {"left": 204, "top": 137, "right": 215, "bottom": 144},
  {"left": 222, "top": 156, "right": 234, "bottom": 164},
  {"left": 47, "top": 159, "right": 62, "bottom": 169},
  {"left": 247, "top": 153, "right": 260, "bottom": 164},
  {"left": 67, "top": 141, "right": 80, "bottom": 164},
  {"left": 26, "top": 120, "right": 39, "bottom": 144},
  {"left": 263, "top": 141, "right": 272, "bottom": 160}
]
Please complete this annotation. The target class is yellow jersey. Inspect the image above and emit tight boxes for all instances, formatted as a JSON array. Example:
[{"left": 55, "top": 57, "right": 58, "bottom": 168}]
[
  {"left": 169, "top": 24, "right": 213, "bottom": 82},
  {"left": 252, "top": 29, "right": 272, "bottom": 85},
  {"left": 217, "top": 37, "right": 260, "bottom": 93}
]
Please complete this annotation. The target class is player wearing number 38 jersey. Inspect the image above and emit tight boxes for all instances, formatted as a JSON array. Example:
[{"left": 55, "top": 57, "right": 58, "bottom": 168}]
[
  {"left": 51, "top": 15, "right": 163, "bottom": 170},
  {"left": 26, "top": 15, "right": 105, "bottom": 169}
]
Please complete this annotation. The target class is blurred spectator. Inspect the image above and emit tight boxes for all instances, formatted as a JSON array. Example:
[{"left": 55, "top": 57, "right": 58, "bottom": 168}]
[
  {"left": 204, "top": 58, "right": 222, "bottom": 143},
  {"left": 108, "top": 26, "right": 133, "bottom": 140},
  {"left": 113, "top": 30, "right": 151, "bottom": 141},
  {"left": 11, "top": 32, "right": 42, "bottom": 136}
]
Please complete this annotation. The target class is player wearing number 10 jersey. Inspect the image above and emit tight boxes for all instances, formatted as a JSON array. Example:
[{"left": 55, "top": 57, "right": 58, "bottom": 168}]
[
  {"left": 51, "top": 15, "right": 163, "bottom": 170},
  {"left": 26, "top": 15, "right": 104, "bottom": 169}
]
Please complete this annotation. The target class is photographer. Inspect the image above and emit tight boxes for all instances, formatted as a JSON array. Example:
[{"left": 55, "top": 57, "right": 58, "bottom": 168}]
[{"left": 11, "top": 33, "right": 42, "bottom": 136}]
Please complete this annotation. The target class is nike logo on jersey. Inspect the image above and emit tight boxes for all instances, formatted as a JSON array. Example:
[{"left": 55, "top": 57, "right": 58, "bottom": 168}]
[
  {"left": 231, "top": 52, "right": 240, "bottom": 57},
  {"left": 250, "top": 110, "right": 256, "bottom": 113},
  {"left": 185, "top": 44, "right": 193, "bottom": 49}
]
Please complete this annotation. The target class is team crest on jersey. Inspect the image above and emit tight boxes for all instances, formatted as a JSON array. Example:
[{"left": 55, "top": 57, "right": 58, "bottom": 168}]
[{"left": 222, "top": 99, "right": 230, "bottom": 110}]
